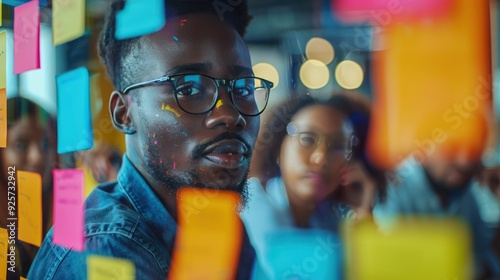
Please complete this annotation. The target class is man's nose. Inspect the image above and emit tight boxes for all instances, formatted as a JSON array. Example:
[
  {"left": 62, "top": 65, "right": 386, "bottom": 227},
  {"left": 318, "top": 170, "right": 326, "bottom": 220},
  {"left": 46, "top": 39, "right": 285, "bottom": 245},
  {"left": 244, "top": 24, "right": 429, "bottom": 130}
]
[{"left": 204, "top": 86, "right": 246, "bottom": 130}]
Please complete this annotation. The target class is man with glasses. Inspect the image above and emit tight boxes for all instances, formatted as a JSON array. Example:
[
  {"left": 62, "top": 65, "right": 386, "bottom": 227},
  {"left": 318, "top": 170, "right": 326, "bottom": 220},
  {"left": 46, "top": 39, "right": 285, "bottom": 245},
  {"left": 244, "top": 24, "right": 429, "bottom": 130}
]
[{"left": 29, "top": 0, "right": 272, "bottom": 279}]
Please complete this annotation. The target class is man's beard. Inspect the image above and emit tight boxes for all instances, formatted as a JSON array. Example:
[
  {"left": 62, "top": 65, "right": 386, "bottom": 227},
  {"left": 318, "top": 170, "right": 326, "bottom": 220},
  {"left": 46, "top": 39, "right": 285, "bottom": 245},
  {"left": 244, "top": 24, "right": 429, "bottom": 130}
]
[{"left": 146, "top": 159, "right": 250, "bottom": 209}]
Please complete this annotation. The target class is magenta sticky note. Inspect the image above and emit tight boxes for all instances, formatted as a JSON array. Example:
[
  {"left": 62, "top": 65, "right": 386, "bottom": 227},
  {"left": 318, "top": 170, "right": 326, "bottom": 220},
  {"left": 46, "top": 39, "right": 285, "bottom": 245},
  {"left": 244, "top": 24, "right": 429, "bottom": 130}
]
[
  {"left": 332, "top": 0, "right": 452, "bottom": 24},
  {"left": 52, "top": 169, "right": 85, "bottom": 251},
  {"left": 13, "top": 0, "right": 40, "bottom": 74}
]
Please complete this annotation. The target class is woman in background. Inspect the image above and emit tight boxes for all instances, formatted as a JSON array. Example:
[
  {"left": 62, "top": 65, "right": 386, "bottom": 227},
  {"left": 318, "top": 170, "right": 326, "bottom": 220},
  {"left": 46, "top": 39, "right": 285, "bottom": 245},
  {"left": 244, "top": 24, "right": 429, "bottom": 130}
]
[
  {"left": 0, "top": 97, "right": 58, "bottom": 279},
  {"left": 242, "top": 92, "right": 386, "bottom": 279}
]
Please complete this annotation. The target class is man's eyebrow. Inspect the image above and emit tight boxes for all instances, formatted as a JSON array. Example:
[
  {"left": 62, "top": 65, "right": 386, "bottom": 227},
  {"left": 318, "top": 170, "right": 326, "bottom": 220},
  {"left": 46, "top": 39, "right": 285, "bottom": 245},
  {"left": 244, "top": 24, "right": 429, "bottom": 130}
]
[
  {"left": 164, "top": 63, "right": 213, "bottom": 76},
  {"left": 230, "top": 65, "right": 254, "bottom": 76}
]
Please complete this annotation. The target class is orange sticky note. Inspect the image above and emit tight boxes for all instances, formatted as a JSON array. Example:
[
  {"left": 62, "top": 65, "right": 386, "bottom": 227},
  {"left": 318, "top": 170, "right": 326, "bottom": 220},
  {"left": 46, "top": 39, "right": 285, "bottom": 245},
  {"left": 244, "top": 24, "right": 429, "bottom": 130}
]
[
  {"left": 87, "top": 255, "right": 135, "bottom": 280},
  {"left": 343, "top": 218, "right": 472, "bottom": 279},
  {"left": 13, "top": 0, "right": 40, "bottom": 74},
  {"left": 52, "top": 0, "right": 85, "bottom": 45},
  {"left": 168, "top": 188, "right": 243, "bottom": 280},
  {"left": 0, "top": 228, "right": 7, "bottom": 280},
  {"left": 17, "top": 171, "right": 43, "bottom": 247},
  {"left": 52, "top": 169, "right": 85, "bottom": 251},
  {"left": 367, "top": 0, "right": 492, "bottom": 169},
  {"left": 0, "top": 31, "right": 6, "bottom": 89},
  {"left": 0, "top": 88, "right": 5, "bottom": 148}
]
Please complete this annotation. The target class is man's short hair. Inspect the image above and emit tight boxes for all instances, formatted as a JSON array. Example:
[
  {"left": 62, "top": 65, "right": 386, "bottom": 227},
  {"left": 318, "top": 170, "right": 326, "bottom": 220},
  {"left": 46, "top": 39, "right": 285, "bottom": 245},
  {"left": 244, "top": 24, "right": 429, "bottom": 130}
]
[{"left": 97, "top": 0, "right": 252, "bottom": 92}]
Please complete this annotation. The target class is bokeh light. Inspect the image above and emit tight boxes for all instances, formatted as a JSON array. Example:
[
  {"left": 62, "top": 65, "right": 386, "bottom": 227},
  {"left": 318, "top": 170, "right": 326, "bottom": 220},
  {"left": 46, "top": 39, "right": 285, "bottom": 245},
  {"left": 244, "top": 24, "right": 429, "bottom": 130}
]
[
  {"left": 305, "top": 37, "right": 335, "bottom": 65},
  {"left": 300, "top": 59, "right": 330, "bottom": 90},
  {"left": 252, "top": 62, "right": 280, "bottom": 88},
  {"left": 335, "top": 60, "right": 364, "bottom": 90}
]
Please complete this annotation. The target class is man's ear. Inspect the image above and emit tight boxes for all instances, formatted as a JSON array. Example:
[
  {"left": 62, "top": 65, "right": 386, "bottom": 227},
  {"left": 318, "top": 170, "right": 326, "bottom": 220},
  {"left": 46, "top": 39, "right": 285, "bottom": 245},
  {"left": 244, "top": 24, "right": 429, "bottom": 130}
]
[{"left": 109, "top": 91, "right": 136, "bottom": 134}]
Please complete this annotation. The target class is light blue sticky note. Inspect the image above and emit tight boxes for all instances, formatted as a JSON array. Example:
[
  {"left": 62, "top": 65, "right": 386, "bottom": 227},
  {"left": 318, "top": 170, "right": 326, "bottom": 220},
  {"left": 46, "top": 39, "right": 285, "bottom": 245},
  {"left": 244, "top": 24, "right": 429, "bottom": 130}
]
[
  {"left": 115, "top": 0, "right": 165, "bottom": 40},
  {"left": 4, "top": 0, "right": 48, "bottom": 6},
  {"left": 258, "top": 229, "right": 343, "bottom": 280},
  {"left": 57, "top": 67, "right": 93, "bottom": 154}
]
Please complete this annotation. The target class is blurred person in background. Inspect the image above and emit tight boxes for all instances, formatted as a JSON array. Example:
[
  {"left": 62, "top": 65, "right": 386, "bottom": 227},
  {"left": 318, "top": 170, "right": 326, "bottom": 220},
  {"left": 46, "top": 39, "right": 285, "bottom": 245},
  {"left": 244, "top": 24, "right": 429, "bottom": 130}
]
[
  {"left": 77, "top": 142, "right": 122, "bottom": 184},
  {"left": 374, "top": 126, "right": 500, "bottom": 279},
  {"left": 0, "top": 96, "right": 58, "bottom": 279},
  {"left": 242, "top": 92, "right": 387, "bottom": 278}
]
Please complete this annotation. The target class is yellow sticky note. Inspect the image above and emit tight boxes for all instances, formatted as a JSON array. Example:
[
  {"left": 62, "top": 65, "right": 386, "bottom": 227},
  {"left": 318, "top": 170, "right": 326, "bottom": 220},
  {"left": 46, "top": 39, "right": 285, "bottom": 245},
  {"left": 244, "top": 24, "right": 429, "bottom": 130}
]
[
  {"left": 17, "top": 171, "right": 42, "bottom": 247},
  {"left": 368, "top": 0, "right": 492, "bottom": 169},
  {"left": 0, "top": 228, "right": 7, "bottom": 280},
  {"left": 0, "top": 31, "right": 5, "bottom": 89},
  {"left": 52, "top": 0, "right": 85, "bottom": 46},
  {"left": 343, "top": 218, "right": 473, "bottom": 280},
  {"left": 0, "top": 88, "right": 5, "bottom": 148},
  {"left": 20, "top": 277, "right": 26, "bottom": 280},
  {"left": 168, "top": 188, "right": 242, "bottom": 280},
  {"left": 87, "top": 255, "right": 135, "bottom": 280}
]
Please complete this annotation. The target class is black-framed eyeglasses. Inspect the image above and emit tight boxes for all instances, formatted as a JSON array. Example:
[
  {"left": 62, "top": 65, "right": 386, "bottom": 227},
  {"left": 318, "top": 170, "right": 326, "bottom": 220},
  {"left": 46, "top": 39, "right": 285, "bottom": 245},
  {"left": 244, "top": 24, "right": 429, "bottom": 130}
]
[{"left": 122, "top": 73, "right": 274, "bottom": 116}]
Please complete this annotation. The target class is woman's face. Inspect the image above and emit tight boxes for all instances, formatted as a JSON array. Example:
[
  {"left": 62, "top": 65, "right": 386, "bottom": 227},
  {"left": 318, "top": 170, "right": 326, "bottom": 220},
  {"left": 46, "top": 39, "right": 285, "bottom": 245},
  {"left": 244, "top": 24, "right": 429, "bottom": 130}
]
[
  {"left": 279, "top": 105, "right": 350, "bottom": 204},
  {"left": 1, "top": 116, "right": 56, "bottom": 191}
]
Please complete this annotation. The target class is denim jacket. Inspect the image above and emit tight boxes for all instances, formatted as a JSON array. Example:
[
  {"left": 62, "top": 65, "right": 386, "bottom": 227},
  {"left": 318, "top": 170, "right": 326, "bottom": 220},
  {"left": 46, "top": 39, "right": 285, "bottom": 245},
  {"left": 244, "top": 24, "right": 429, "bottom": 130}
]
[{"left": 28, "top": 156, "right": 255, "bottom": 279}]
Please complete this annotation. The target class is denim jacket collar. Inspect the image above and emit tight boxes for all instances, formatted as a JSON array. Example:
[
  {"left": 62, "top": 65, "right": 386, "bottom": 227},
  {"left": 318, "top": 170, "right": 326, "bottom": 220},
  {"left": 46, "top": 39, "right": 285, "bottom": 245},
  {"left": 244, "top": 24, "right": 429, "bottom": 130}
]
[{"left": 118, "top": 155, "right": 178, "bottom": 252}]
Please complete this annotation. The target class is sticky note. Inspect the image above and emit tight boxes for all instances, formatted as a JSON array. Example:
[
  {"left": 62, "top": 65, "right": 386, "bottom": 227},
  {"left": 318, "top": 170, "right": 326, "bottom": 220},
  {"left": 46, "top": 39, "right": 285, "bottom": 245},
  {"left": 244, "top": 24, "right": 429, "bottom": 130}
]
[
  {"left": 0, "top": 31, "right": 6, "bottom": 89},
  {"left": 343, "top": 218, "right": 472, "bottom": 279},
  {"left": 0, "top": 228, "right": 7, "bottom": 280},
  {"left": 332, "top": 0, "right": 452, "bottom": 23},
  {"left": 115, "top": 0, "right": 165, "bottom": 40},
  {"left": 17, "top": 171, "right": 42, "bottom": 247},
  {"left": 52, "top": 169, "right": 85, "bottom": 251},
  {"left": 20, "top": 277, "right": 27, "bottom": 280},
  {"left": 0, "top": 88, "right": 5, "bottom": 148},
  {"left": 4, "top": 0, "right": 27, "bottom": 5},
  {"left": 87, "top": 255, "right": 135, "bottom": 280},
  {"left": 56, "top": 67, "right": 93, "bottom": 154},
  {"left": 52, "top": 0, "right": 85, "bottom": 46},
  {"left": 367, "top": 0, "right": 492, "bottom": 169},
  {"left": 13, "top": 0, "right": 40, "bottom": 74},
  {"left": 3, "top": 0, "right": 47, "bottom": 6},
  {"left": 168, "top": 188, "right": 242, "bottom": 280},
  {"left": 262, "top": 229, "right": 341, "bottom": 280}
]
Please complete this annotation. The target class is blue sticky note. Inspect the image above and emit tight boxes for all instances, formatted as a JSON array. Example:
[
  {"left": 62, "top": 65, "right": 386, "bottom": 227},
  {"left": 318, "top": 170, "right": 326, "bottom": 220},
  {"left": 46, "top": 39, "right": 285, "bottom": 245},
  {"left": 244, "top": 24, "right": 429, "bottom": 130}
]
[
  {"left": 115, "top": 0, "right": 165, "bottom": 40},
  {"left": 56, "top": 67, "right": 93, "bottom": 153},
  {"left": 258, "top": 229, "right": 342, "bottom": 280},
  {"left": 4, "top": 0, "right": 48, "bottom": 6}
]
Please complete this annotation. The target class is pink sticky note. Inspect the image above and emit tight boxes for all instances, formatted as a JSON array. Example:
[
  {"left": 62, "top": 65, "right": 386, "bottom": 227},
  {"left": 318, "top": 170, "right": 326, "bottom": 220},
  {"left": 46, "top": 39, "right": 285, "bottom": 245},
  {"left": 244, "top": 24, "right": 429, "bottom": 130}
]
[
  {"left": 14, "top": 0, "right": 40, "bottom": 74},
  {"left": 332, "top": 0, "right": 452, "bottom": 24},
  {"left": 52, "top": 169, "right": 85, "bottom": 251}
]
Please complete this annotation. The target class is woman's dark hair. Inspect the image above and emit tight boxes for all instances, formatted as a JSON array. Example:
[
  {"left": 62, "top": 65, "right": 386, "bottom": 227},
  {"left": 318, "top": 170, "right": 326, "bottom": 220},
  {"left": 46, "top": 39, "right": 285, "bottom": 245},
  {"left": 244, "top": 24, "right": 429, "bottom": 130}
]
[{"left": 251, "top": 92, "right": 387, "bottom": 202}]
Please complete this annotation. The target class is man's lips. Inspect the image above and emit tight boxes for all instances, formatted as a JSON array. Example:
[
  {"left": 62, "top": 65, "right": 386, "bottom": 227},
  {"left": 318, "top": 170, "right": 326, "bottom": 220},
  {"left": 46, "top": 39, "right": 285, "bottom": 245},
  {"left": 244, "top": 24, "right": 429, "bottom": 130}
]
[{"left": 201, "top": 139, "right": 250, "bottom": 169}]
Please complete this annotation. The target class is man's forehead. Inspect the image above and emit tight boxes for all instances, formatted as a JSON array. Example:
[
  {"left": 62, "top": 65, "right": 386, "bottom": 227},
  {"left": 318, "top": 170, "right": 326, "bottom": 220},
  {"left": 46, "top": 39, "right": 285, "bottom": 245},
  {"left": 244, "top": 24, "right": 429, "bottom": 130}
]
[
  {"left": 163, "top": 63, "right": 253, "bottom": 76},
  {"left": 131, "top": 17, "right": 251, "bottom": 77},
  {"left": 159, "top": 13, "right": 237, "bottom": 36}
]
